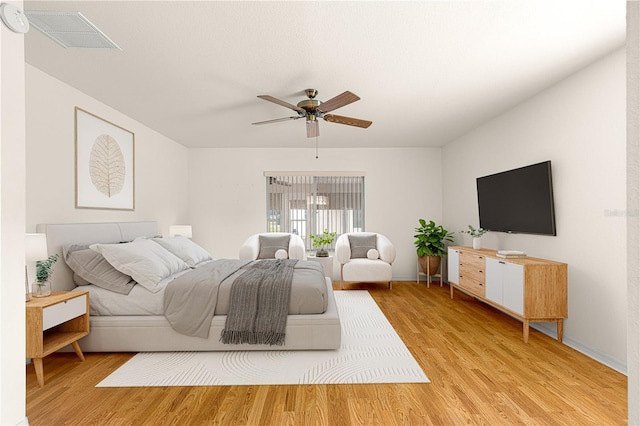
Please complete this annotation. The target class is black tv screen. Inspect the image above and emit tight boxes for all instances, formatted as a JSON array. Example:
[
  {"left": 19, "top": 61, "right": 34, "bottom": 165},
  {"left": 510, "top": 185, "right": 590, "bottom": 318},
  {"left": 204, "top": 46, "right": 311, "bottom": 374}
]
[{"left": 476, "top": 161, "right": 556, "bottom": 236}]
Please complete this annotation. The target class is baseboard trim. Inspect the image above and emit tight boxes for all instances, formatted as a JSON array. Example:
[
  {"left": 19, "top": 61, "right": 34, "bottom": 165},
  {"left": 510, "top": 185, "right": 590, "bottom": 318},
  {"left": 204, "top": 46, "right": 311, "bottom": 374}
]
[
  {"left": 530, "top": 323, "right": 627, "bottom": 375},
  {"left": 392, "top": 279, "right": 628, "bottom": 374}
]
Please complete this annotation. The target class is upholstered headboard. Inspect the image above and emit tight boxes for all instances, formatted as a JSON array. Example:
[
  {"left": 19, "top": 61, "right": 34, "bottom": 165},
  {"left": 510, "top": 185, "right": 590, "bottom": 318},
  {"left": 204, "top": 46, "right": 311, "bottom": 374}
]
[{"left": 35, "top": 221, "right": 158, "bottom": 292}]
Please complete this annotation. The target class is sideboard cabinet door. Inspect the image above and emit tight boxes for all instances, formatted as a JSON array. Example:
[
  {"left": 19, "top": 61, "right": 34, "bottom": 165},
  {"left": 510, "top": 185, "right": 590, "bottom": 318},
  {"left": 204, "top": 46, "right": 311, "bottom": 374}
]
[
  {"left": 502, "top": 262, "right": 524, "bottom": 315},
  {"left": 447, "top": 248, "right": 459, "bottom": 284}
]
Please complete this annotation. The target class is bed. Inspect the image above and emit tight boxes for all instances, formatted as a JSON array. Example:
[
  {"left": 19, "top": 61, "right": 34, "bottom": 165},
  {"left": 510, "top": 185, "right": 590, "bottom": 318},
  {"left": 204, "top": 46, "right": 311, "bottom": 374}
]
[{"left": 36, "top": 221, "right": 342, "bottom": 351}]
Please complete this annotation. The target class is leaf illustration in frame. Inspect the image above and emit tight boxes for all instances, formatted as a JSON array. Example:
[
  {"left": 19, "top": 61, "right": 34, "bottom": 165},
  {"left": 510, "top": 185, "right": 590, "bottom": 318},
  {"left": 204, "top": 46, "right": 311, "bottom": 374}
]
[{"left": 89, "top": 134, "right": 126, "bottom": 198}]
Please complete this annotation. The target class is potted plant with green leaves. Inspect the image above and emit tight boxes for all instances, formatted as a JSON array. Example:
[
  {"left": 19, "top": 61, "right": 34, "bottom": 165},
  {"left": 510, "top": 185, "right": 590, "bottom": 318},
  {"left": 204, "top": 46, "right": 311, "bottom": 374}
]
[
  {"left": 414, "top": 219, "right": 453, "bottom": 275},
  {"left": 34, "top": 254, "right": 58, "bottom": 297},
  {"left": 461, "top": 225, "right": 489, "bottom": 249},
  {"left": 309, "top": 229, "right": 336, "bottom": 257}
]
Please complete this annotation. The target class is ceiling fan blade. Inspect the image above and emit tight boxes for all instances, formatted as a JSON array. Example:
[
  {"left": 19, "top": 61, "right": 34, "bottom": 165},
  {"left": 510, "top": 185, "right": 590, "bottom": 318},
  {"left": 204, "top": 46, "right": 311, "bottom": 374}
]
[
  {"left": 252, "top": 116, "right": 300, "bottom": 125},
  {"left": 306, "top": 120, "right": 319, "bottom": 138},
  {"left": 317, "top": 91, "right": 360, "bottom": 113},
  {"left": 257, "top": 95, "right": 306, "bottom": 113},
  {"left": 324, "top": 114, "right": 372, "bottom": 128}
]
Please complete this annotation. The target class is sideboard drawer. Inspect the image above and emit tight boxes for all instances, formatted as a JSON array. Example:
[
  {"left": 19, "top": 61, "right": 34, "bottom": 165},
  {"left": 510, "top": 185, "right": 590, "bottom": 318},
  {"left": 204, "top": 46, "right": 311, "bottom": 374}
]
[
  {"left": 459, "top": 262, "right": 484, "bottom": 283},
  {"left": 459, "top": 251, "right": 485, "bottom": 268},
  {"left": 459, "top": 275, "right": 485, "bottom": 297},
  {"left": 42, "top": 294, "right": 87, "bottom": 331}
]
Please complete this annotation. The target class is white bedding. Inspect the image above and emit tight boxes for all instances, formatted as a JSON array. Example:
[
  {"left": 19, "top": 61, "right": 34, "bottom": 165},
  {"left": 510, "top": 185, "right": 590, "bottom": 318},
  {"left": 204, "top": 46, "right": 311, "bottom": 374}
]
[
  {"left": 74, "top": 259, "right": 329, "bottom": 317},
  {"left": 74, "top": 282, "right": 166, "bottom": 315}
]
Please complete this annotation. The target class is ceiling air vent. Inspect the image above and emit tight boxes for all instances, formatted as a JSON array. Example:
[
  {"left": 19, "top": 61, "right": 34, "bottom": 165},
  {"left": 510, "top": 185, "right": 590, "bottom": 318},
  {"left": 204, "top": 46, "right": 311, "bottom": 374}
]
[{"left": 24, "top": 10, "right": 121, "bottom": 50}]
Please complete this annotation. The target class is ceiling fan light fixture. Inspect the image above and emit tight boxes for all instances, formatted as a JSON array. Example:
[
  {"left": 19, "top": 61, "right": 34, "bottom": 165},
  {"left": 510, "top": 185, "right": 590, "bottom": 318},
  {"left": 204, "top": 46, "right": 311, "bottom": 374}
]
[{"left": 254, "top": 89, "right": 372, "bottom": 138}]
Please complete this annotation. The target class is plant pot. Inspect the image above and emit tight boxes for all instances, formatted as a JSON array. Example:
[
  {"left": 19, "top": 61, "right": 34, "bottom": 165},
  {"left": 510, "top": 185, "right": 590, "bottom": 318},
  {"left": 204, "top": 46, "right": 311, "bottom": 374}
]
[
  {"left": 33, "top": 279, "right": 51, "bottom": 298},
  {"left": 315, "top": 249, "right": 329, "bottom": 257},
  {"left": 472, "top": 238, "right": 481, "bottom": 250},
  {"left": 418, "top": 255, "right": 441, "bottom": 276}
]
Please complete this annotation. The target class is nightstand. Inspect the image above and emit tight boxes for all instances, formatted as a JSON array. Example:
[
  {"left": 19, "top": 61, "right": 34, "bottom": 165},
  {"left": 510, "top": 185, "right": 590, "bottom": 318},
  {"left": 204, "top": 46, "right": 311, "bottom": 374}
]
[
  {"left": 307, "top": 255, "right": 333, "bottom": 279},
  {"left": 26, "top": 291, "right": 90, "bottom": 387}
]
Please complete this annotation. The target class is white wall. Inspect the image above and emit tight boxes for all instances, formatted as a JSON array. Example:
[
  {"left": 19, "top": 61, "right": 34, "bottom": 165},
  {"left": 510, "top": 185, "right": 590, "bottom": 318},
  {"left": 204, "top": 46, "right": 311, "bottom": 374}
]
[
  {"left": 25, "top": 65, "right": 190, "bottom": 237},
  {"left": 188, "top": 147, "right": 442, "bottom": 281},
  {"left": 0, "top": 1, "right": 27, "bottom": 423},
  {"left": 443, "top": 48, "right": 626, "bottom": 371},
  {"left": 627, "top": 3, "right": 640, "bottom": 422}
]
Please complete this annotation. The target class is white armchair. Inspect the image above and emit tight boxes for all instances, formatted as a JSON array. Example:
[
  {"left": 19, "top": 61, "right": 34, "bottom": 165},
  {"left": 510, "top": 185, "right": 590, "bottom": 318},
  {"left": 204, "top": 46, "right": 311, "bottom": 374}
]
[
  {"left": 335, "top": 232, "right": 396, "bottom": 289},
  {"left": 239, "top": 232, "right": 306, "bottom": 260}
]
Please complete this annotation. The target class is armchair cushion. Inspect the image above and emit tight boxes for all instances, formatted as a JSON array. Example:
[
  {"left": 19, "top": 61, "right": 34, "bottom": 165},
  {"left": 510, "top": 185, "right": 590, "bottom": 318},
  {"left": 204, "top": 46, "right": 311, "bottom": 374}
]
[
  {"left": 367, "top": 249, "right": 379, "bottom": 260},
  {"left": 342, "top": 259, "right": 393, "bottom": 282},
  {"left": 348, "top": 234, "right": 377, "bottom": 258},
  {"left": 257, "top": 234, "right": 290, "bottom": 259},
  {"left": 239, "top": 233, "right": 306, "bottom": 260}
]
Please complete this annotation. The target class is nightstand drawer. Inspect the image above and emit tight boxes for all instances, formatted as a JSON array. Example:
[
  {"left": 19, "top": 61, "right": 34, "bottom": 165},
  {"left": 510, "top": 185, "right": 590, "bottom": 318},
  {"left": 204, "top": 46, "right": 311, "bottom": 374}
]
[{"left": 43, "top": 294, "right": 87, "bottom": 331}]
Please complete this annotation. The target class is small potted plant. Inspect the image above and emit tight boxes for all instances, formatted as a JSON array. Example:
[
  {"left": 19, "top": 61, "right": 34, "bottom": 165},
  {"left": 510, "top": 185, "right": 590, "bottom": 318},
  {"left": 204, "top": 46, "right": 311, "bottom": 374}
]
[
  {"left": 414, "top": 219, "right": 453, "bottom": 275},
  {"left": 461, "top": 225, "right": 489, "bottom": 249},
  {"left": 309, "top": 229, "right": 336, "bottom": 257},
  {"left": 34, "top": 254, "right": 58, "bottom": 297}
]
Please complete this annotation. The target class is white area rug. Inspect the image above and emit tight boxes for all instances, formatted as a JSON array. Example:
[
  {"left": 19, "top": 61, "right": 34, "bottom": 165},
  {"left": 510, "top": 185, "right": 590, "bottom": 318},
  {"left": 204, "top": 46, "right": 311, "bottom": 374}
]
[{"left": 97, "top": 291, "right": 429, "bottom": 387}]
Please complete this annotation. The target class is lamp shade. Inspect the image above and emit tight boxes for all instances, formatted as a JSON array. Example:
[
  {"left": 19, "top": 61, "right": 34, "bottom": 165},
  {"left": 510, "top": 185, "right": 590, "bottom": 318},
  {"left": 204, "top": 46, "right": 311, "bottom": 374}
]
[
  {"left": 169, "top": 225, "right": 192, "bottom": 238},
  {"left": 25, "top": 233, "right": 48, "bottom": 262}
]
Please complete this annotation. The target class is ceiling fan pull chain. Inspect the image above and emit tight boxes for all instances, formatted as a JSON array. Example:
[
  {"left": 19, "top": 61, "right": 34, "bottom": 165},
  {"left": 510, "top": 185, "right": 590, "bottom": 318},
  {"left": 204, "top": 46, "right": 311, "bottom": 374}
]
[{"left": 315, "top": 135, "right": 319, "bottom": 159}]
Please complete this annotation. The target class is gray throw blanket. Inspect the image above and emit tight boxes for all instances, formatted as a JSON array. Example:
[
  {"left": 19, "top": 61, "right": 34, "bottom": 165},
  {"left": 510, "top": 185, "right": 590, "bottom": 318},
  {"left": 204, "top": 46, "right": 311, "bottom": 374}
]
[
  {"left": 221, "top": 259, "right": 298, "bottom": 346},
  {"left": 164, "top": 259, "right": 250, "bottom": 338}
]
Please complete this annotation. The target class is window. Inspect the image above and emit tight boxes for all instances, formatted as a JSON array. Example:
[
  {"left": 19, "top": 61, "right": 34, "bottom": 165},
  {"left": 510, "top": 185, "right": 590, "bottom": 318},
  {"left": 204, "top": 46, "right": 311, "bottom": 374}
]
[{"left": 266, "top": 174, "right": 364, "bottom": 251}]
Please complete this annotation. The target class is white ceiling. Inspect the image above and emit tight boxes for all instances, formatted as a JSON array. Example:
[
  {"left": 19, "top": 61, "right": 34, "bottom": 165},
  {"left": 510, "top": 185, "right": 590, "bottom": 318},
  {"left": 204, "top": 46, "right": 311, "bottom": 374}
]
[{"left": 23, "top": 1, "right": 625, "bottom": 149}]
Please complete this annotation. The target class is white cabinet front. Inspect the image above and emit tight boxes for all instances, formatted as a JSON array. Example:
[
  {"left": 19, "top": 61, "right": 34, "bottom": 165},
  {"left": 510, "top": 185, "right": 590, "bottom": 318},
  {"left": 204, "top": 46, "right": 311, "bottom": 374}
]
[
  {"left": 485, "top": 258, "right": 503, "bottom": 304},
  {"left": 502, "top": 262, "right": 524, "bottom": 315},
  {"left": 484, "top": 258, "right": 524, "bottom": 315},
  {"left": 447, "top": 248, "right": 459, "bottom": 284}
]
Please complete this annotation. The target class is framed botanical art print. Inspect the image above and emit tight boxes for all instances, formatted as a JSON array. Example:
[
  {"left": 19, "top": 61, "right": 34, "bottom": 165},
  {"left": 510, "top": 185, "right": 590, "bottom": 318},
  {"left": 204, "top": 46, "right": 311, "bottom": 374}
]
[{"left": 75, "top": 107, "right": 135, "bottom": 210}]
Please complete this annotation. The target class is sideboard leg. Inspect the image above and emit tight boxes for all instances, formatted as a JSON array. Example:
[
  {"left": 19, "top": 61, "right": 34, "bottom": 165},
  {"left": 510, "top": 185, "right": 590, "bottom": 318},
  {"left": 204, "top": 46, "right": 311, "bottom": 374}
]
[
  {"left": 523, "top": 320, "right": 530, "bottom": 343},
  {"left": 557, "top": 320, "right": 564, "bottom": 343}
]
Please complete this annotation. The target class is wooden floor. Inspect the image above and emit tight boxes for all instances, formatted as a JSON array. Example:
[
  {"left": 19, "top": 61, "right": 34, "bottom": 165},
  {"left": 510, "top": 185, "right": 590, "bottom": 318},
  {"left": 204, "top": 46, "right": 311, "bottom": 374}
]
[{"left": 26, "top": 281, "right": 627, "bottom": 425}]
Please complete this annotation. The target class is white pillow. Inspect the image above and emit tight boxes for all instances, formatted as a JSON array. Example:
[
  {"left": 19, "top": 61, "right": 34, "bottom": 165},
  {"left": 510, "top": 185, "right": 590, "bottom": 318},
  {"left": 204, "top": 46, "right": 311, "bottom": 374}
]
[
  {"left": 152, "top": 236, "right": 212, "bottom": 267},
  {"left": 90, "top": 239, "right": 190, "bottom": 293},
  {"left": 275, "top": 249, "right": 288, "bottom": 259},
  {"left": 367, "top": 248, "right": 379, "bottom": 260}
]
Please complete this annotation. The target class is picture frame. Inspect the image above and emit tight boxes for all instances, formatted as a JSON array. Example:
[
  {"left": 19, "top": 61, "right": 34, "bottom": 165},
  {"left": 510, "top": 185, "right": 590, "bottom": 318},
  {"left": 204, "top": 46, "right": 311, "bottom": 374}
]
[{"left": 75, "top": 107, "right": 135, "bottom": 210}]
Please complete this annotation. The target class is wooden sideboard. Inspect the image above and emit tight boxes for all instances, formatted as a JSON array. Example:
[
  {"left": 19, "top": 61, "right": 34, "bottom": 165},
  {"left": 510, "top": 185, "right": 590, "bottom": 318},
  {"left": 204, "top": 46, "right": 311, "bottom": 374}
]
[{"left": 447, "top": 246, "right": 567, "bottom": 343}]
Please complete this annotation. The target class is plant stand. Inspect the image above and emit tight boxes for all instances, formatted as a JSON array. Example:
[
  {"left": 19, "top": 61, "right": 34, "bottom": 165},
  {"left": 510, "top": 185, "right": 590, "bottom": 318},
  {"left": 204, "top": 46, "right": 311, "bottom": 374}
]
[{"left": 417, "top": 255, "right": 444, "bottom": 288}]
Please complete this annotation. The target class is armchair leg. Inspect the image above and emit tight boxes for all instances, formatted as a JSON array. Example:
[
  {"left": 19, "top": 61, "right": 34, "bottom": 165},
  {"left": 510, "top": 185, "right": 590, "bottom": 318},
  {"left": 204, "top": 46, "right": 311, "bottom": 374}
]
[{"left": 389, "top": 281, "right": 392, "bottom": 290}]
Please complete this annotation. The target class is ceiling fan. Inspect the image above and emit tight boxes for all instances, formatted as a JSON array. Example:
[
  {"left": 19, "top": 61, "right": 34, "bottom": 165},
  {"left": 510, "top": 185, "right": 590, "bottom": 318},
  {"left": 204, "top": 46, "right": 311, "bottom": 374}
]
[{"left": 252, "top": 89, "right": 372, "bottom": 138}]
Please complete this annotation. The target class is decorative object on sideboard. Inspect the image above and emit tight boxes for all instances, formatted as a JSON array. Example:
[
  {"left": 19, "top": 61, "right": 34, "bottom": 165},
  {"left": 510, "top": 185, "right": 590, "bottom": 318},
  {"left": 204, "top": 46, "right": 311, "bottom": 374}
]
[
  {"left": 25, "top": 233, "right": 49, "bottom": 301},
  {"left": 309, "top": 229, "right": 336, "bottom": 257},
  {"left": 460, "top": 225, "right": 489, "bottom": 250},
  {"left": 75, "top": 107, "right": 135, "bottom": 210},
  {"left": 496, "top": 250, "right": 527, "bottom": 259},
  {"left": 169, "top": 225, "right": 193, "bottom": 238},
  {"left": 414, "top": 219, "right": 453, "bottom": 276}
]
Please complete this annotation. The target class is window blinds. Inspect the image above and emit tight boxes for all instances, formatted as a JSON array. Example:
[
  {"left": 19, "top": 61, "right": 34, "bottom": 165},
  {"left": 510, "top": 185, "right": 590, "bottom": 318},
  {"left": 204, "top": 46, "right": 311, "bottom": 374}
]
[{"left": 266, "top": 175, "right": 365, "bottom": 251}]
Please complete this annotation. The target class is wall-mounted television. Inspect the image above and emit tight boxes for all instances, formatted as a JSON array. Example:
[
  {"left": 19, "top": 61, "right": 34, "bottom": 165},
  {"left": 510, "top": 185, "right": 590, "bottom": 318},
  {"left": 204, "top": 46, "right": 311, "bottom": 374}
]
[{"left": 476, "top": 161, "right": 556, "bottom": 236}]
